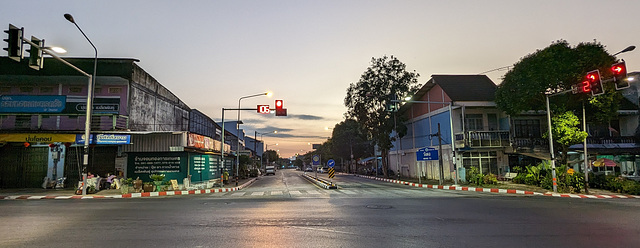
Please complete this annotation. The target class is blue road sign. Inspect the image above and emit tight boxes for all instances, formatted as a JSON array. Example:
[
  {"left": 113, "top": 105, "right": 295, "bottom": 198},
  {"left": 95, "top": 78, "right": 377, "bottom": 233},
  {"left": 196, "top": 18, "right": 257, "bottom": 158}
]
[
  {"left": 417, "top": 147, "right": 438, "bottom": 161},
  {"left": 327, "top": 159, "right": 335, "bottom": 168},
  {"left": 312, "top": 155, "right": 320, "bottom": 165}
]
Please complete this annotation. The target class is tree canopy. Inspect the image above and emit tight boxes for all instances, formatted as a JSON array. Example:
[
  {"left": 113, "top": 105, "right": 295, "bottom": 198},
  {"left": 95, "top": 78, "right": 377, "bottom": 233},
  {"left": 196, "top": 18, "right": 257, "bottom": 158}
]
[
  {"left": 495, "top": 40, "right": 621, "bottom": 124},
  {"left": 329, "top": 119, "right": 373, "bottom": 172},
  {"left": 344, "top": 55, "right": 421, "bottom": 177}
]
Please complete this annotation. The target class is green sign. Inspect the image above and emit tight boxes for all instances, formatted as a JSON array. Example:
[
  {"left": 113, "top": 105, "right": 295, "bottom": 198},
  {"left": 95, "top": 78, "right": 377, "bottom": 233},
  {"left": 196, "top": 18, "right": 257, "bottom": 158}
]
[{"left": 127, "top": 152, "right": 187, "bottom": 182}]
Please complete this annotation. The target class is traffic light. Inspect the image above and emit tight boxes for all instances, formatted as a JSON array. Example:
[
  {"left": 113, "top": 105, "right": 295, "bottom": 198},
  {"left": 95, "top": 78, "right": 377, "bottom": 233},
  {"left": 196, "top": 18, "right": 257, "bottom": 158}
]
[
  {"left": 611, "top": 61, "right": 629, "bottom": 90},
  {"left": 585, "top": 70, "right": 603, "bottom": 96},
  {"left": 386, "top": 102, "right": 397, "bottom": 112},
  {"left": 3, "top": 24, "right": 24, "bottom": 62},
  {"left": 27, "top": 36, "right": 44, "bottom": 70},
  {"left": 275, "top": 100, "right": 287, "bottom": 116}
]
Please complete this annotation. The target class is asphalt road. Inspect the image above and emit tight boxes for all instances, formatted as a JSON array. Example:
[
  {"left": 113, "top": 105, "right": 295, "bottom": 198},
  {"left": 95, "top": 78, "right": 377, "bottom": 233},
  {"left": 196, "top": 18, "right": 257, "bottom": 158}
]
[{"left": 2, "top": 169, "right": 640, "bottom": 248}]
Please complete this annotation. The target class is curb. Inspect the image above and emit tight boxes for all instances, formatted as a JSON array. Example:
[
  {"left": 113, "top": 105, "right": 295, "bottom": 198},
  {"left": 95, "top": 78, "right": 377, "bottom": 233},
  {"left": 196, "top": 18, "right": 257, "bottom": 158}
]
[
  {"left": 0, "top": 178, "right": 258, "bottom": 200},
  {"left": 302, "top": 173, "right": 337, "bottom": 189},
  {"left": 354, "top": 174, "right": 640, "bottom": 200}
]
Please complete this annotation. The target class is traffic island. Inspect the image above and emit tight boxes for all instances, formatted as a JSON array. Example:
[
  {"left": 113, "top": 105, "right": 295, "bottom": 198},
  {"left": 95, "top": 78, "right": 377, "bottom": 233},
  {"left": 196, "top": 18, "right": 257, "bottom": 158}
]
[{"left": 302, "top": 173, "right": 337, "bottom": 189}]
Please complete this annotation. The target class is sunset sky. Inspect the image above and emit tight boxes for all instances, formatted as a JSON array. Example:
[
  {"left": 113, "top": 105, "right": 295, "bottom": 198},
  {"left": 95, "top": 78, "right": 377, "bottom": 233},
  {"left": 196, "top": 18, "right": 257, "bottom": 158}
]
[{"left": 3, "top": 0, "right": 640, "bottom": 157}]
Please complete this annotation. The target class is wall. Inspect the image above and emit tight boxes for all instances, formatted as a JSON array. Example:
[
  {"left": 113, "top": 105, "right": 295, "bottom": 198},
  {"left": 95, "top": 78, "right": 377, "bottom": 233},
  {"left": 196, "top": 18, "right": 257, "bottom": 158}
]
[{"left": 128, "top": 64, "right": 190, "bottom": 131}]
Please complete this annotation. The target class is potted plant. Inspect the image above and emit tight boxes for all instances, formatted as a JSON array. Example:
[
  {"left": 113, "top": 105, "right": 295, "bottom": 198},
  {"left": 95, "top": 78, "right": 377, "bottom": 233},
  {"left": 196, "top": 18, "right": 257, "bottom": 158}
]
[
  {"left": 143, "top": 182, "right": 154, "bottom": 192},
  {"left": 120, "top": 178, "right": 134, "bottom": 194},
  {"left": 149, "top": 174, "right": 165, "bottom": 192}
]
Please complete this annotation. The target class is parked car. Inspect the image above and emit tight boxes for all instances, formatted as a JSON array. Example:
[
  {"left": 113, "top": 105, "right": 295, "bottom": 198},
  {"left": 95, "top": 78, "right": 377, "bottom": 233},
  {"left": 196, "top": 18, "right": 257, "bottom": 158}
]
[
  {"left": 305, "top": 167, "right": 313, "bottom": 172},
  {"left": 317, "top": 167, "right": 325, "bottom": 173},
  {"left": 265, "top": 165, "right": 276, "bottom": 175}
]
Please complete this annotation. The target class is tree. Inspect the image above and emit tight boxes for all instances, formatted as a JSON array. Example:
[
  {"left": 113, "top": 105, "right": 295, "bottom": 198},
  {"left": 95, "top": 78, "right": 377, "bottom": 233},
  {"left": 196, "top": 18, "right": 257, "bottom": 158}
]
[
  {"left": 329, "top": 119, "right": 373, "bottom": 173},
  {"left": 544, "top": 111, "right": 588, "bottom": 164},
  {"left": 344, "top": 55, "right": 421, "bottom": 177},
  {"left": 495, "top": 40, "right": 623, "bottom": 163},
  {"left": 264, "top": 150, "right": 279, "bottom": 165},
  {"left": 496, "top": 40, "right": 620, "bottom": 123},
  {"left": 294, "top": 158, "right": 304, "bottom": 169}
]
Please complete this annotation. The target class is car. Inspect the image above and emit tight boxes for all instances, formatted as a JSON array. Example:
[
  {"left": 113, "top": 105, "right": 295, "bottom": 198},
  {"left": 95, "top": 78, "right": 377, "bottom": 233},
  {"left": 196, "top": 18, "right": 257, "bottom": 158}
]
[
  {"left": 317, "top": 167, "right": 325, "bottom": 173},
  {"left": 305, "top": 167, "right": 313, "bottom": 172},
  {"left": 265, "top": 165, "right": 276, "bottom": 175}
]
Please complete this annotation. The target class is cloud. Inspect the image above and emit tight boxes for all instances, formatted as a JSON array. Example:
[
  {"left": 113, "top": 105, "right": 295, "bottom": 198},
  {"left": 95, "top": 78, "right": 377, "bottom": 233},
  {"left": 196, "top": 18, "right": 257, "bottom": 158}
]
[{"left": 289, "top": 114, "right": 324, "bottom": 120}]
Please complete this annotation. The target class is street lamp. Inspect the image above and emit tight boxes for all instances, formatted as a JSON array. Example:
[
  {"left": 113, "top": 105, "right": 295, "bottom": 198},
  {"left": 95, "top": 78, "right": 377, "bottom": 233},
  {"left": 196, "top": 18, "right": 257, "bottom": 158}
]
[
  {"left": 257, "top": 130, "right": 277, "bottom": 170},
  {"left": 65, "top": 13, "right": 98, "bottom": 196},
  {"left": 236, "top": 92, "right": 271, "bottom": 185},
  {"left": 264, "top": 143, "right": 278, "bottom": 168}
]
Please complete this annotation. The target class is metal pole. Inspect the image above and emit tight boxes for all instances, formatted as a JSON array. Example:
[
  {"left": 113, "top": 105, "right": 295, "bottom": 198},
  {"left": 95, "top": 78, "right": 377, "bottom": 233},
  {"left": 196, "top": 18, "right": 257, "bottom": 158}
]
[
  {"left": 438, "top": 123, "right": 444, "bottom": 185},
  {"left": 221, "top": 108, "right": 226, "bottom": 177},
  {"left": 236, "top": 99, "right": 241, "bottom": 186},
  {"left": 583, "top": 103, "right": 589, "bottom": 194},
  {"left": 545, "top": 95, "right": 558, "bottom": 193}
]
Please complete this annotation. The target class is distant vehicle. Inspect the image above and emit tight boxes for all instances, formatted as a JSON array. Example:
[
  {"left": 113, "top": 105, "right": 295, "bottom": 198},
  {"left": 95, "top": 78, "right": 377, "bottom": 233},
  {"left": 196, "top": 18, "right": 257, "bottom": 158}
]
[
  {"left": 265, "top": 165, "right": 276, "bottom": 176},
  {"left": 317, "top": 167, "right": 325, "bottom": 173},
  {"left": 305, "top": 167, "right": 313, "bottom": 172}
]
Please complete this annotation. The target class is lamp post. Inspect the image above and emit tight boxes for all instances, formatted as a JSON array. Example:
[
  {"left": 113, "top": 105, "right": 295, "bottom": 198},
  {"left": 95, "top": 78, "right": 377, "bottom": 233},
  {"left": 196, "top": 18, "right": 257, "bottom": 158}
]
[
  {"left": 265, "top": 143, "right": 278, "bottom": 168},
  {"left": 257, "top": 130, "right": 277, "bottom": 170},
  {"left": 64, "top": 13, "right": 98, "bottom": 196},
  {"left": 236, "top": 92, "right": 271, "bottom": 185}
]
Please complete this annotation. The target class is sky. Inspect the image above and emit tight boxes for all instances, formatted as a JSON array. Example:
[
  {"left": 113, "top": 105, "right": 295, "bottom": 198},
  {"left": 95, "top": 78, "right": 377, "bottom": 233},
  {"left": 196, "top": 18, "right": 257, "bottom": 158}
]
[{"left": 3, "top": 0, "right": 640, "bottom": 158}]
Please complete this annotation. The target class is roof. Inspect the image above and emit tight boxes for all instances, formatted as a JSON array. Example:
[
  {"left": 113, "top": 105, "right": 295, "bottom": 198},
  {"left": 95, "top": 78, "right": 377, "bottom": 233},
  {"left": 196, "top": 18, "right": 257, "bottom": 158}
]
[{"left": 430, "top": 75, "right": 497, "bottom": 101}]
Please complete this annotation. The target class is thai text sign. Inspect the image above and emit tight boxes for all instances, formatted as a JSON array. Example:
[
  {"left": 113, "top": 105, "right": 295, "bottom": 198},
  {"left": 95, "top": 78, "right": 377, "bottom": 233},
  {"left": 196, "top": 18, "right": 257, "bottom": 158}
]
[
  {"left": 0, "top": 95, "right": 66, "bottom": 113},
  {"left": 75, "top": 134, "right": 131, "bottom": 145},
  {"left": 417, "top": 147, "right": 439, "bottom": 161},
  {"left": 0, "top": 133, "right": 75, "bottom": 143}
]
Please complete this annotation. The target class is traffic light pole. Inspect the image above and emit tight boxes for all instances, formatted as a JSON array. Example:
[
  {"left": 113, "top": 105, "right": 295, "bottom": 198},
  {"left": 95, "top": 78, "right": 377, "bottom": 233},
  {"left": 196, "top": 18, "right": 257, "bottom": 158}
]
[{"left": 21, "top": 37, "right": 95, "bottom": 195}]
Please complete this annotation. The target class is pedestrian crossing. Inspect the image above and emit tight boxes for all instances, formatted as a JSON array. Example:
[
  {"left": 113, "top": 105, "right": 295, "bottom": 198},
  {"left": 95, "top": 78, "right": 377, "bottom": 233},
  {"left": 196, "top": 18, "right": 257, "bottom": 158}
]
[{"left": 207, "top": 187, "right": 444, "bottom": 198}]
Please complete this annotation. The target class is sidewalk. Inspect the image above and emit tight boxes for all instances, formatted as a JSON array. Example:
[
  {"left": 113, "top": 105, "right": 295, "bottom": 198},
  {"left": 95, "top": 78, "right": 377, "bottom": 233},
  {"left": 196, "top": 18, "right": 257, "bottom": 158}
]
[
  {"left": 0, "top": 177, "right": 258, "bottom": 200},
  {"left": 353, "top": 174, "right": 640, "bottom": 200}
]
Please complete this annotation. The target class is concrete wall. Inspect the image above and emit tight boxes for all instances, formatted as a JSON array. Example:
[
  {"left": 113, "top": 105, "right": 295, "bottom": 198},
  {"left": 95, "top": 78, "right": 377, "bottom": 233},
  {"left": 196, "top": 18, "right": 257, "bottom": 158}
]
[{"left": 128, "top": 64, "right": 190, "bottom": 131}]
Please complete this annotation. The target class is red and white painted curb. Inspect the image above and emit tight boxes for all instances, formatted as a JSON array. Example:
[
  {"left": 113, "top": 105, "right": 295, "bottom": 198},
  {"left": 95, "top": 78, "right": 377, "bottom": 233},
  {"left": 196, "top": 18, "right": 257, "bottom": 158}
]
[
  {"left": 0, "top": 178, "right": 258, "bottom": 200},
  {"left": 354, "top": 174, "right": 640, "bottom": 200}
]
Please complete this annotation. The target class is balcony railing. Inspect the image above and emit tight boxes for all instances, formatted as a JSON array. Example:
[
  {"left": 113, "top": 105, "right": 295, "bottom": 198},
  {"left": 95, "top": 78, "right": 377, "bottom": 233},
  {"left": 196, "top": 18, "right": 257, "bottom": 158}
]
[{"left": 455, "top": 130, "right": 510, "bottom": 148}]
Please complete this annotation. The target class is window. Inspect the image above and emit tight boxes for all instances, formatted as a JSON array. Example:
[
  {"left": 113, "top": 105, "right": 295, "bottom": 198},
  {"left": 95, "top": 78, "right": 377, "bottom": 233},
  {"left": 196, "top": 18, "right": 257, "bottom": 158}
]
[
  {"left": 462, "top": 151, "right": 498, "bottom": 175},
  {"left": 69, "top": 87, "right": 82, "bottom": 93},
  {"left": 91, "top": 116, "right": 102, "bottom": 130},
  {"left": 20, "top": 87, "right": 34, "bottom": 93},
  {"left": 513, "top": 119, "right": 541, "bottom": 138},
  {"left": 94, "top": 87, "right": 102, "bottom": 94},
  {"left": 488, "top": 114, "right": 498, "bottom": 131},
  {"left": 15, "top": 115, "right": 31, "bottom": 129},
  {"left": 108, "top": 87, "right": 122, "bottom": 94},
  {"left": 40, "top": 87, "right": 53, "bottom": 93},
  {"left": 465, "top": 114, "right": 483, "bottom": 131}
]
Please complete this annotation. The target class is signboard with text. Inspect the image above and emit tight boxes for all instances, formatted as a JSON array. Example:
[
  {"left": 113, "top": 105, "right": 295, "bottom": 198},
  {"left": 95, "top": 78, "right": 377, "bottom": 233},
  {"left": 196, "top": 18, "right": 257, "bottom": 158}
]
[
  {"left": 0, "top": 95, "right": 66, "bottom": 113},
  {"left": 417, "top": 147, "right": 439, "bottom": 161}
]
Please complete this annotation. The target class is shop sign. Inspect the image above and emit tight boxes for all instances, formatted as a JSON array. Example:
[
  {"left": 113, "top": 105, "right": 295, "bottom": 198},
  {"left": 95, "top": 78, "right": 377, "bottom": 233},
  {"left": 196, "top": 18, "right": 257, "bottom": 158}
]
[
  {"left": 62, "top": 96, "right": 120, "bottom": 114},
  {"left": 188, "top": 133, "right": 205, "bottom": 149},
  {"left": 0, "top": 95, "right": 66, "bottom": 113},
  {"left": 75, "top": 134, "right": 131, "bottom": 145},
  {"left": 0, "top": 133, "right": 75, "bottom": 143}
]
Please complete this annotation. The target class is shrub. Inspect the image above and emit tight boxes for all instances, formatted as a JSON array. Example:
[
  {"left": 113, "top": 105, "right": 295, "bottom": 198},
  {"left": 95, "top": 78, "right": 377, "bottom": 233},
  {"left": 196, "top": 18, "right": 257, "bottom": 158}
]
[
  {"left": 483, "top": 174, "right": 498, "bottom": 185},
  {"left": 512, "top": 173, "right": 526, "bottom": 184},
  {"left": 466, "top": 167, "right": 484, "bottom": 186}
]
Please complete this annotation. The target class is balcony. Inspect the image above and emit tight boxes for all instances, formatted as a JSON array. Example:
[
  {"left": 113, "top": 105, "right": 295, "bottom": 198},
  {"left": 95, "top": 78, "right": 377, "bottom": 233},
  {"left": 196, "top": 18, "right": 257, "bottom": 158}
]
[{"left": 455, "top": 130, "right": 510, "bottom": 148}]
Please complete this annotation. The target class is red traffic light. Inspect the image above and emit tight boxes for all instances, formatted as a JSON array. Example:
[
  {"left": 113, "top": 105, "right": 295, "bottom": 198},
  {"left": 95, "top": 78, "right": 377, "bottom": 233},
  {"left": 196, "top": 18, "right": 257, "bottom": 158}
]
[
  {"left": 585, "top": 70, "right": 603, "bottom": 96},
  {"left": 275, "top": 100, "right": 283, "bottom": 110},
  {"left": 612, "top": 61, "right": 629, "bottom": 89}
]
